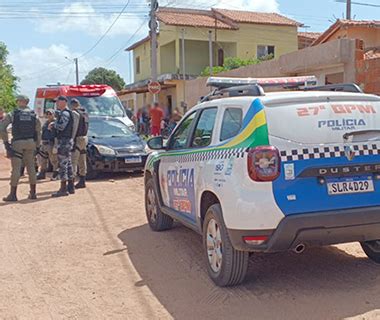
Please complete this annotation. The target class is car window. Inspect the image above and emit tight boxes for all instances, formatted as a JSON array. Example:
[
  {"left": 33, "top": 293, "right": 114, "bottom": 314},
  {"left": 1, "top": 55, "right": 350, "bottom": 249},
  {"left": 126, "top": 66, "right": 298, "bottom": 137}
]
[
  {"left": 191, "top": 108, "right": 218, "bottom": 148},
  {"left": 220, "top": 108, "right": 243, "bottom": 141},
  {"left": 88, "top": 120, "right": 134, "bottom": 138},
  {"left": 169, "top": 112, "right": 197, "bottom": 150}
]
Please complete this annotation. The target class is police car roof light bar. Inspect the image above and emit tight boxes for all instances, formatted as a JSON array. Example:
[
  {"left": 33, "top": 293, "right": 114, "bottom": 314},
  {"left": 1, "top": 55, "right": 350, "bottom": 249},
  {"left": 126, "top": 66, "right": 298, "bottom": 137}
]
[{"left": 207, "top": 76, "right": 318, "bottom": 90}]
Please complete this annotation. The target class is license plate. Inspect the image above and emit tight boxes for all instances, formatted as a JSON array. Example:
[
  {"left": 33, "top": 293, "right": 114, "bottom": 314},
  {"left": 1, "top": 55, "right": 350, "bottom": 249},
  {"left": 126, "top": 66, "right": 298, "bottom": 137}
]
[
  {"left": 327, "top": 177, "right": 374, "bottom": 195},
  {"left": 124, "top": 156, "right": 142, "bottom": 164}
]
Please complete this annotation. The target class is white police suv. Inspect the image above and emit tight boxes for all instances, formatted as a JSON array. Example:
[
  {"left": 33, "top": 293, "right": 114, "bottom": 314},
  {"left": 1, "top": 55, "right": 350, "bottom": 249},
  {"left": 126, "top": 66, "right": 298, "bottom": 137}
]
[{"left": 144, "top": 76, "right": 380, "bottom": 287}]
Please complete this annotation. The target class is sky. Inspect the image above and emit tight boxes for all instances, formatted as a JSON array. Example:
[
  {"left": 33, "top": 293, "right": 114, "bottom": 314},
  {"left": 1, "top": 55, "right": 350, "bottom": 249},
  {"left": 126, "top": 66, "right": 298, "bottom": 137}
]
[{"left": 1, "top": 0, "right": 380, "bottom": 100}]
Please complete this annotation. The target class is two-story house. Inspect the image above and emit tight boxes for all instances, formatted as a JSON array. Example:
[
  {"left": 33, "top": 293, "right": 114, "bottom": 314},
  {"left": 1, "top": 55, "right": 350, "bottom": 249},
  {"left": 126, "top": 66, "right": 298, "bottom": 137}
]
[{"left": 120, "top": 7, "right": 301, "bottom": 114}]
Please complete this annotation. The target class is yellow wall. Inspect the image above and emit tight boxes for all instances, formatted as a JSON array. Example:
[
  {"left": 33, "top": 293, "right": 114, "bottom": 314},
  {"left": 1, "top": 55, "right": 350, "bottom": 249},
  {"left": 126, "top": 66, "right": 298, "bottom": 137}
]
[
  {"left": 326, "top": 26, "right": 380, "bottom": 49},
  {"left": 133, "top": 41, "right": 151, "bottom": 82},
  {"left": 132, "top": 22, "right": 298, "bottom": 81}
]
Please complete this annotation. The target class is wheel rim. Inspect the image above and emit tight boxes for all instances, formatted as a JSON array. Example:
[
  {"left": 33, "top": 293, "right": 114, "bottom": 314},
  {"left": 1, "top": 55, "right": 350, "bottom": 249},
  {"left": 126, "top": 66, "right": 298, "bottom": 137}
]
[
  {"left": 206, "top": 218, "right": 223, "bottom": 273},
  {"left": 147, "top": 187, "right": 157, "bottom": 224},
  {"left": 366, "top": 240, "right": 380, "bottom": 253}
]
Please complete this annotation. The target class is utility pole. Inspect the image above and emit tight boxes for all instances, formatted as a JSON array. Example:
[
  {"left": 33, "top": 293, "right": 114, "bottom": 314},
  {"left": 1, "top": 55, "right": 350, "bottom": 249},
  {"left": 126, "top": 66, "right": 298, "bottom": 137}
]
[
  {"left": 346, "top": 0, "right": 351, "bottom": 20},
  {"left": 208, "top": 30, "right": 213, "bottom": 76},
  {"left": 181, "top": 28, "right": 187, "bottom": 112},
  {"left": 150, "top": 0, "right": 158, "bottom": 103},
  {"left": 74, "top": 58, "right": 79, "bottom": 85}
]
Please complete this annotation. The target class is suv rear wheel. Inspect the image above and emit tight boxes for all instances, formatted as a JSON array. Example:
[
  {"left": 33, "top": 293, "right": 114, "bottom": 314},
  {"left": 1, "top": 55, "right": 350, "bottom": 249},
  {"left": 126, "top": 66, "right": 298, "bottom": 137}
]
[
  {"left": 203, "top": 204, "right": 249, "bottom": 287},
  {"left": 145, "top": 178, "right": 174, "bottom": 232},
  {"left": 361, "top": 240, "right": 380, "bottom": 263}
]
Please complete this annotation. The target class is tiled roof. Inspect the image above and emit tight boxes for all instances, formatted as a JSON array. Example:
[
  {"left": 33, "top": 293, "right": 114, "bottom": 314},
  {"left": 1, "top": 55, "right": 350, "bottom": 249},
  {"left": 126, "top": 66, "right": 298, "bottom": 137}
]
[
  {"left": 125, "top": 35, "right": 150, "bottom": 51},
  {"left": 157, "top": 8, "right": 237, "bottom": 30},
  {"left": 213, "top": 8, "right": 301, "bottom": 26},
  {"left": 313, "top": 20, "right": 380, "bottom": 45},
  {"left": 126, "top": 7, "right": 301, "bottom": 52},
  {"left": 298, "top": 32, "right": 322, "bottom": 40},
  {"left": 365, "top": 49, "right": 380, "bottom": 60}
]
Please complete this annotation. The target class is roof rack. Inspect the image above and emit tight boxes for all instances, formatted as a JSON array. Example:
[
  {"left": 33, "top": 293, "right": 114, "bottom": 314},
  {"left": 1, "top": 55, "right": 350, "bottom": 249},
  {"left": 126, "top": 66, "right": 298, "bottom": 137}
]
[
  {"left": 303, "top": 83, "right": 363, "bottom": 93},
  {"left": 201, "top": 76, "right": 364, "bottom": 102}
]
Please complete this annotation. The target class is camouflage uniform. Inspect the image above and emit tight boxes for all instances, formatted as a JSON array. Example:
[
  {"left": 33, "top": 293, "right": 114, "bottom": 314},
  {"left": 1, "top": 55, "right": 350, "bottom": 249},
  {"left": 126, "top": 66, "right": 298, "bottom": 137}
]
[
  {"left": 55, "top": 110, "right": 74, "bottom": 182},
  {"left": 52, "top": 96, "right": 77, "bottom": 197}
]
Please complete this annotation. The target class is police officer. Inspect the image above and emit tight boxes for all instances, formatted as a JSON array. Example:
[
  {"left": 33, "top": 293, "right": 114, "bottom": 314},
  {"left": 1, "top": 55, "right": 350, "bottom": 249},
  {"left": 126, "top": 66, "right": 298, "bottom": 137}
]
[
  {"left": 0, "top": 95, "right": 41, "bottom": 202},
  {"left": 51, "top": 96, "right": 75, "bottom": 197},
  {"left": 70, "top": 98, "right": 89, "bottom": 189},
  {"left": 37, "top": 109, "right": 59, "bottom": 180}
]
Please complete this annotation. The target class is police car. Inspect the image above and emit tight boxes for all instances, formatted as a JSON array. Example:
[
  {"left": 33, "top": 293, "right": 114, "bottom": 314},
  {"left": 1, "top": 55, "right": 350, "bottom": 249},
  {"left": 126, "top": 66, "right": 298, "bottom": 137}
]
[{"left": 144, "top": 76, "right": 380, "bottom": 287}]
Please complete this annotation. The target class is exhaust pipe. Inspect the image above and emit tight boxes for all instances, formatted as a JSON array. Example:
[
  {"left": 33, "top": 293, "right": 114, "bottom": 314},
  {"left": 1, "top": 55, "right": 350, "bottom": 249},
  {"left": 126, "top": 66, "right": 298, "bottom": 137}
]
[{"left": 293, "top": 244, "right": 306, "bottom": 254}]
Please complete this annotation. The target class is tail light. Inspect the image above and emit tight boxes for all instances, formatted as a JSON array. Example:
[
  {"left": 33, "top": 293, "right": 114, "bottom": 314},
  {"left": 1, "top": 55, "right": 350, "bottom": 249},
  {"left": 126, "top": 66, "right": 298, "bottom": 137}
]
[
  {"left": 247, "top": 146, "right": 281, "bottom": 182},
  {"left": 243, "top": 236, "right": 269, "bottom": 246}
]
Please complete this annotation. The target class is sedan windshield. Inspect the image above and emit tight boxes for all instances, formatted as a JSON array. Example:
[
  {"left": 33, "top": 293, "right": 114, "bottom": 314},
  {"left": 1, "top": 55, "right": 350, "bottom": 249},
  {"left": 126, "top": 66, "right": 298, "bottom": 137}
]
[
  {"left": 89, "top": 119, "right": 134, "bottom": 138},
  {"left": 74, "top": 96, "right": 125, "bottom": 118}
]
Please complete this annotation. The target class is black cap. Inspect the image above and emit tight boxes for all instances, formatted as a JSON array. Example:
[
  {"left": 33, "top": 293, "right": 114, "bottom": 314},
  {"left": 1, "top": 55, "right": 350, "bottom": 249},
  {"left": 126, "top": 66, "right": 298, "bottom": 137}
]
[
  {"left": 70, "top": 98, "right": 80, "bottom": 105},
  {"left": 56, "top": 95, "right": 68, "bottom": 102}
]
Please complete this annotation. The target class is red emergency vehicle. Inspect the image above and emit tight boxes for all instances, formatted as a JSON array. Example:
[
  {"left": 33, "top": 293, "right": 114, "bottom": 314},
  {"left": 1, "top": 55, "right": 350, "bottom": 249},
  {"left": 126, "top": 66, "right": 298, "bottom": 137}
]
[{"left": 34, "top": 84, "right": 134, "bottom": 129}]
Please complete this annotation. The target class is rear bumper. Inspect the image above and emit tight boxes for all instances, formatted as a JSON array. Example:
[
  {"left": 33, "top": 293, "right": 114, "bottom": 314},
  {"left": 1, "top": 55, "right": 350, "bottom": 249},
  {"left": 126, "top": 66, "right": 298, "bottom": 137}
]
[{"left": 228, "top": 206, "right": 380, "bottom": 253}]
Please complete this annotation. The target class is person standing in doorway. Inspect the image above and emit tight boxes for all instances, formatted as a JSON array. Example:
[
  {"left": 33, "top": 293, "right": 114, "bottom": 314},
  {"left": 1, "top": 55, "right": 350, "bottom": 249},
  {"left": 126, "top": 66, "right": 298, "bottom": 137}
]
[
  {"left": 70, "top": 98, "right": 89, "bottom": 189},
  {"left": 50, "top": 96, "right": 75, "bottom": 197},
  {"left": 149, "top": 102, "right": 164, "bottom": 136}
]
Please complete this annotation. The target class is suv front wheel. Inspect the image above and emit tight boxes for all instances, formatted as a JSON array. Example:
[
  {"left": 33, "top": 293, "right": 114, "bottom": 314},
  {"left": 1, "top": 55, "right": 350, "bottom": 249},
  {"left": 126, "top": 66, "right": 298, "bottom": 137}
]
[
  {"left": 145, "top": 178, "right": 174, "bottom": 232},
  {"left": 203, "top": 204, "right": 249, "bottom": 287},
  {"left": 361, "top": 240, "right": 380, "bottom": 263}
]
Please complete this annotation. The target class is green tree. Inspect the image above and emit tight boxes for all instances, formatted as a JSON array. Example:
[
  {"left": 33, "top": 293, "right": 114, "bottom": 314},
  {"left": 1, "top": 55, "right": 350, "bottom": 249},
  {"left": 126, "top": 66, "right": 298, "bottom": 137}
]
[
  {"left": 0, "top": 42, "right": 17, "bottom": 111},
  {"left": 200, "top": 55, "right": 274, "bottom": 77},
  {"left": 81, "top": 67, "right": 126, "bottom": 91}
]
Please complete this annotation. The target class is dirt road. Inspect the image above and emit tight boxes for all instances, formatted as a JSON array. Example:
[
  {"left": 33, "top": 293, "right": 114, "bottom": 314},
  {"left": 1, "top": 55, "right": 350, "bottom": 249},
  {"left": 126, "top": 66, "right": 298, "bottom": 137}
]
[{"left": 0, "top": 151, "right": 379, "bottom": 320}]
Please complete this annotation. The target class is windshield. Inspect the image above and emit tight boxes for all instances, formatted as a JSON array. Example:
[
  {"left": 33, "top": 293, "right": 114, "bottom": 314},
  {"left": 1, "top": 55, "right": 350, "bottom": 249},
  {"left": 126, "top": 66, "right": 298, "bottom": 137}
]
[
  {"left": 74, "top": 95, "right": 125, "bottom": 118},
  {"left": 89, "top": 119, "right": 135, "bottom": 138}
]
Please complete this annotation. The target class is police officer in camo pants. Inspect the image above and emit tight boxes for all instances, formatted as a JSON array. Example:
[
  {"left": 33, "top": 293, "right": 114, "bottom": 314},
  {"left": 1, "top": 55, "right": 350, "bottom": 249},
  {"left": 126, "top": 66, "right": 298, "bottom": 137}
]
[
  {"left": 51, "top": 96, "right": 75, "bottom": 197},
  {"left": 0, "top": 95, "right": 41, "bottom": 202},
  {"left": 37, "top": 109, "right": 59, "bottom": 180},
  {"left": 70, "top": 98, "right": 89, "bottom": 189}
]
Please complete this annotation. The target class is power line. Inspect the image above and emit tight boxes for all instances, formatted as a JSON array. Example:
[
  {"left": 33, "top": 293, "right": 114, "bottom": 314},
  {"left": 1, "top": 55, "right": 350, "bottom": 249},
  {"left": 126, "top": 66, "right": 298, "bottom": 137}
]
[
  {"left": 77, "top": 0, "right": 132, "bottom": 59},
  {"left": 104, "top": 18, "right": 148, "bottom": 66},
  {"left": 335, "top": 0, "right": 380, "bottom": 8}
]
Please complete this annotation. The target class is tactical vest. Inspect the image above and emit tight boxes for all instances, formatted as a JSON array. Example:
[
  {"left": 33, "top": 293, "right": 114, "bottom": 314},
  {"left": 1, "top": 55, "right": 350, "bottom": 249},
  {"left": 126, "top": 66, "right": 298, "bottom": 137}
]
[
  {"left": 12, "top": 109, "right": 36, "bottom": 141},
  {"left": 42, "top": 121, "right": 56, "bottom": 142},
  {"left": 75, "top": 108, "right": 89, "bottom": 137},
  {"left": 56, "top": 109, "right": 74, "bottom": 139}
]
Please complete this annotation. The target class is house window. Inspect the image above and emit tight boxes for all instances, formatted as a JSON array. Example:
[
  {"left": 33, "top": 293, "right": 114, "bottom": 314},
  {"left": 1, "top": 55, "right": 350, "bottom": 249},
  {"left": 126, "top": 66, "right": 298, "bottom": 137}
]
[
  {"left": 136, "top": 56, "right": 141, "bottom": 74},
  {"left": 218, "top": 49, "right": 225, "bottom": 67},
  {"left": 257, "top": 45, "right": 275, "bottom": 59}
]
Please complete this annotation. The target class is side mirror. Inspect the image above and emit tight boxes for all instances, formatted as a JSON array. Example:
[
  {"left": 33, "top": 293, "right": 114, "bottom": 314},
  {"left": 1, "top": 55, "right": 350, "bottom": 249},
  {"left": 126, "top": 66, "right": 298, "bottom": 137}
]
[{"left": 147, "top": 136, "right": 165, "bottom": 150}]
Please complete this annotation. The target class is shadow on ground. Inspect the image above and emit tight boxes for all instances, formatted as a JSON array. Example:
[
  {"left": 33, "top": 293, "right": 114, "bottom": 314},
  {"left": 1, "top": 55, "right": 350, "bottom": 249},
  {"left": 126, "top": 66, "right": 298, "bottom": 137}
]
[{"left": 118, "top": 224, "right": 380, "bottom": 320}]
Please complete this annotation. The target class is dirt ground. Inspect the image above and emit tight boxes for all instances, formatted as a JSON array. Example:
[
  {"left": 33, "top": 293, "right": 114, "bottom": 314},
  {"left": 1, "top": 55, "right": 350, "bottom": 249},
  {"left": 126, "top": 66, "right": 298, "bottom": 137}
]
[{"left": 0, "top": 148, "right": 379, "bottom": 320}]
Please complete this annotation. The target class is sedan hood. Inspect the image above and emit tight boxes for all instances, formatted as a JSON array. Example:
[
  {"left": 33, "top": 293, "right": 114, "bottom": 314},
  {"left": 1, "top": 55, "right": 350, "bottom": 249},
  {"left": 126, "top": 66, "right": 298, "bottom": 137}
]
[{"left": 89, "top": 135, "right": 146, "bottom": 153}]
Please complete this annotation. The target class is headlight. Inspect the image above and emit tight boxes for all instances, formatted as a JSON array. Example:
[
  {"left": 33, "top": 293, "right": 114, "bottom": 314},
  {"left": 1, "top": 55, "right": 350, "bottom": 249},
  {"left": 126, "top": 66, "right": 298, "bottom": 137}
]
[
  {"left": 95, "top": 145, "right": 116, "bottom": 156},
  {"left": 128, "top": 124, "right": 136, "bottom": 132}
]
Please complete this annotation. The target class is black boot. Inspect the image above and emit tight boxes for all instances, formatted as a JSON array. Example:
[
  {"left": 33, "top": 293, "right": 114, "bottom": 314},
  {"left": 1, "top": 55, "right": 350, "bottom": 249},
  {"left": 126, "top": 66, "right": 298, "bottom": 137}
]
[
  {"left": 37, "top": 171, "right": 46, "bottom": 180},
  {"left": 52, "top": 181, "right": 69, "bottom": 198},
  {"left": 67, "top": 179, "right": 75, "bottom": 195},
  {"left": 28, "top": 184, "right": 37, "bottom": 200},
  {"left": 3, "top": 186, "right": 18, "bottom": 202},
  {"left": 75, "top": 176, "right": 86, "bottom": 189},
  {"left": 51, "top": 171, "right": 59, "bottom": 181}
]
